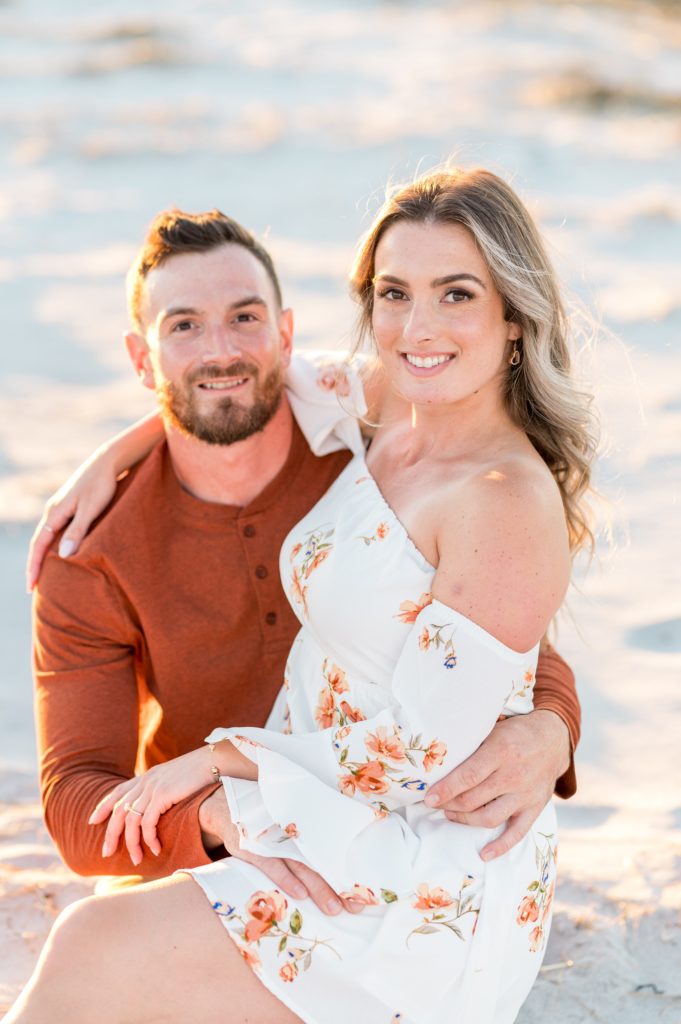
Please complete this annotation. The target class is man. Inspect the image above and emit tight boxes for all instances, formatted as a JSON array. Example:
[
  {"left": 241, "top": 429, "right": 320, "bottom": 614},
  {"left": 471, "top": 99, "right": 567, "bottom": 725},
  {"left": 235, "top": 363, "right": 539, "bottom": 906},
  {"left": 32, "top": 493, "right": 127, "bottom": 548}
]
[{"left": 32, "top": 209, "right": 580, "bottom": 916}]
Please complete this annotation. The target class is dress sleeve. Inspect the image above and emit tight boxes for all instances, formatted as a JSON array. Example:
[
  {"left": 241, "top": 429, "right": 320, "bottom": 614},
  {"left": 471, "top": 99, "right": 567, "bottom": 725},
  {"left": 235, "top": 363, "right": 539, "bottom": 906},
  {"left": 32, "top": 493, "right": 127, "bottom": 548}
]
[
  {"left": 285, "top": 351, "right": 368, "bottom": 457},
  {"left": 208, "top": 600, "right": 539, "bottom": 895}
]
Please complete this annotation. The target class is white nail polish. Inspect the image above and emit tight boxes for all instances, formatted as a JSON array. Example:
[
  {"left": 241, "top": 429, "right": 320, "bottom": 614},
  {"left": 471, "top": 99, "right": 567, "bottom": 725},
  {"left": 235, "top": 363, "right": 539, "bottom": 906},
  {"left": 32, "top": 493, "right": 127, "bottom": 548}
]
[{"left": 59, "top": 538, "right": 75, "bottom": 558}]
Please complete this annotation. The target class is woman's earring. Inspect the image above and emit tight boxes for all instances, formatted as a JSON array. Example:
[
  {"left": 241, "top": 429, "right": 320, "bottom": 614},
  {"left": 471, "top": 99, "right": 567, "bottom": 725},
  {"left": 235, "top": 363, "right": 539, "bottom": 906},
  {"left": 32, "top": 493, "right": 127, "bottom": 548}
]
[{"left": 509, "top": 341, "right": 522, "bottom": 367}]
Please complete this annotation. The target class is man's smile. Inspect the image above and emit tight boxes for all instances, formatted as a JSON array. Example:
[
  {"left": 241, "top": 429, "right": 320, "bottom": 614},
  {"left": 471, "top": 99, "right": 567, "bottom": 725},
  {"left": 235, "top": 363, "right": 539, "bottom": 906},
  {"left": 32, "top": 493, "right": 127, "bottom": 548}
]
[{"left": 197, "top": 378, "right": 250, "bottom": 391}]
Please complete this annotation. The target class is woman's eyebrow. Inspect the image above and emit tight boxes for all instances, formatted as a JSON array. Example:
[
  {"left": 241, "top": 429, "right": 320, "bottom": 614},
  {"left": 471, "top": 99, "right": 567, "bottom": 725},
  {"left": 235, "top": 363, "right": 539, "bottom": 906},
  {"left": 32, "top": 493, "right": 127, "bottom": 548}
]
[
  {"left": 373, "top": 272, "right": 486, "bottom": 289},
  {"left": 432, "top": 273, "right": 486, "bottom": 290}
]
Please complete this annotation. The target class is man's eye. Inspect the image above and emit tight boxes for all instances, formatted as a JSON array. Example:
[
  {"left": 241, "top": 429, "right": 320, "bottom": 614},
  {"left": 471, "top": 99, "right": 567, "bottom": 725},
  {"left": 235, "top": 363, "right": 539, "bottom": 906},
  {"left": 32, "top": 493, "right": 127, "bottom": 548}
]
[
  {"left": 234, "top": 313, "right": 257, "bottom": 323},
  {"left": 172, "top": 320, "right": 195, "bottom": 332},
  {"left": 443, "top": 289, "right": 473, "bottom": 303}
]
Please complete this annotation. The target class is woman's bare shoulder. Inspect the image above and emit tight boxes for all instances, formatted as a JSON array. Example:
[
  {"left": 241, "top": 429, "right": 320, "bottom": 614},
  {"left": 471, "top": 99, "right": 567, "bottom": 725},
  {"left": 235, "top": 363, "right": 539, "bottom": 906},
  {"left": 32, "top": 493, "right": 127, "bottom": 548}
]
[{"left": 432, "top": 449, "right": 571, "bottom": 652}]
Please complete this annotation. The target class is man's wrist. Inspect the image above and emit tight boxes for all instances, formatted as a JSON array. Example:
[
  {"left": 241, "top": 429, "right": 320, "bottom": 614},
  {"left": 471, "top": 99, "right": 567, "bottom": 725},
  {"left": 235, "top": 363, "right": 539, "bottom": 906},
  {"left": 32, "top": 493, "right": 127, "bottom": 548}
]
[
  {"left": 198, "top": 787, "right": 227, "bottom": 852},
  {"left": 531, "top": 708, "right": 571, "bottom": 779}
]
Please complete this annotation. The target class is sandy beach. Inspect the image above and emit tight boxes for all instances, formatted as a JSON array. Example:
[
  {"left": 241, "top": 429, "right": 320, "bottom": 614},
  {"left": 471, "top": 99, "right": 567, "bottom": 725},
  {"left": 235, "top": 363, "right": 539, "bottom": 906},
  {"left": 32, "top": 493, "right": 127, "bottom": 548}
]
[{"left": 1, "top": 0, "right": 680, "bottom": 1019}]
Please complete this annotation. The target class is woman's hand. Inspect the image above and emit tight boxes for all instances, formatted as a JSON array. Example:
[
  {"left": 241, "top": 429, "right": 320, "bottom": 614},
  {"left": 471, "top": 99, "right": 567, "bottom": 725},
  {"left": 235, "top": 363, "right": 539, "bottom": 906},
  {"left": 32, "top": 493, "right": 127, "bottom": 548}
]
[
  {"left": 89, "top": 748, "right": 216, "bottom": 867},
  {"left": 26, "top": 411, "right": 164, "bottom": 590},
  {"left": 26, "top": 453, "right": 120, "bottom": 590}
]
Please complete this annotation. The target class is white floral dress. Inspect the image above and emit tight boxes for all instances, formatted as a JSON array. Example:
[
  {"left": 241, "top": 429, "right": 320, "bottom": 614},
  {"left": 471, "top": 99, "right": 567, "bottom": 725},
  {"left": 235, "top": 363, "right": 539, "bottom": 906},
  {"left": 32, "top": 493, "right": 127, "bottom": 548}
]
[{"left": 187, "top": 353, "right": 557, "bottom": 1024}]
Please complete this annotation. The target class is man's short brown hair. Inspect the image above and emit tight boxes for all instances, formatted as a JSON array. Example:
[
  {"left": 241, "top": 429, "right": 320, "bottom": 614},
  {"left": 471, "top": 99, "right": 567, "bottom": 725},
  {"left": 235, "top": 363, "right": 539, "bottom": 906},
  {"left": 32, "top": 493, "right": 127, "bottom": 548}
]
[{"left": 127, "top": 208, "right": 283, "bottom": 332}]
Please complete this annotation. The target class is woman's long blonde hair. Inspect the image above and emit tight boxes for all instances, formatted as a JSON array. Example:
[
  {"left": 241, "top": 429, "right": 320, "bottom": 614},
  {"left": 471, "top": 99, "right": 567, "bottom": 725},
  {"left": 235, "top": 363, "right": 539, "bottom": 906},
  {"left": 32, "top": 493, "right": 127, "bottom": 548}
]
[{"left": 350, "top": 167, "right": 599, "bottom": 555}]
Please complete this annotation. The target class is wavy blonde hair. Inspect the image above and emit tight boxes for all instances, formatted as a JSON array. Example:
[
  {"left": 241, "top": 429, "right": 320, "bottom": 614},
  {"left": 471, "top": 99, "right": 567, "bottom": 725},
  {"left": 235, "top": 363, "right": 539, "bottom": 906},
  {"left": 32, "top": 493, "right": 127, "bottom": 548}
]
[{"left": 350, "top": 167, "right": 598, "bottom": 555}]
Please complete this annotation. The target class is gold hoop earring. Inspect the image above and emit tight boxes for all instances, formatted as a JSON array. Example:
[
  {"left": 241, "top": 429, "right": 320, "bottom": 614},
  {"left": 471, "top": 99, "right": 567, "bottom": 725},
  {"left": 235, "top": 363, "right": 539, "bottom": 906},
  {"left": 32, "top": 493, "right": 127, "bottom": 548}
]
[{"left": 509, "top": 341, "right": 522, "bottom": 367}]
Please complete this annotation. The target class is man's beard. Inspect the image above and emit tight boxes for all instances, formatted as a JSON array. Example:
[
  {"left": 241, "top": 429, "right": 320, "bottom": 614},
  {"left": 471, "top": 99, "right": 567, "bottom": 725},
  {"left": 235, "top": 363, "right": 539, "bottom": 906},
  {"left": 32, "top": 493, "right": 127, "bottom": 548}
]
[{"left": 158, "top": 360, "right": 284, "bottom": 446}]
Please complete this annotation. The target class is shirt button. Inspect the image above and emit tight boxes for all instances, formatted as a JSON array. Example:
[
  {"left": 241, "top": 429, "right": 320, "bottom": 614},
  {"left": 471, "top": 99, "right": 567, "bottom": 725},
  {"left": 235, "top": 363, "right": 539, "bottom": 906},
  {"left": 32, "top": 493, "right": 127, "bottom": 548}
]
[
  {"left": 243, "top": 524, "right": 256, "bottom": 538},
  {"left": 265, "top": 611, "right": 277, "bottom": 626},
  {"left": 255, "top": 565, "right": 268, "bottom": 579}
]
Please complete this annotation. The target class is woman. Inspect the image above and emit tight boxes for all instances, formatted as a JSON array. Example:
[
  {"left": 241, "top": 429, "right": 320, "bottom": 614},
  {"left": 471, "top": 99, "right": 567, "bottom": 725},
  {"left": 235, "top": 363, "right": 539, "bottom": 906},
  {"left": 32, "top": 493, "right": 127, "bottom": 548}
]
[{"left": 8, "top": 168, "right": 596, "bottom": 1024}]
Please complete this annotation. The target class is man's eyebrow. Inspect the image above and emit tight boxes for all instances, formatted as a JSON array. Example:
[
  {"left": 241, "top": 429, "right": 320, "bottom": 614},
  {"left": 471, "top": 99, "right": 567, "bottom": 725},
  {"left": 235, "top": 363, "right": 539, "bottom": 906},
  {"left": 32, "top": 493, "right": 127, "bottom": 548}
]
[
  {"left": 160, "top": 295, "right": 268, "bottom": 323},
  {"left": 373, "top": 273, "right": 486, "bottom": 290},
  {"left": 231, "top": 295, "right": 268, "bottom": 310},
  {"left": 161, "top": 306, "right": 200, "bottom": 322}
]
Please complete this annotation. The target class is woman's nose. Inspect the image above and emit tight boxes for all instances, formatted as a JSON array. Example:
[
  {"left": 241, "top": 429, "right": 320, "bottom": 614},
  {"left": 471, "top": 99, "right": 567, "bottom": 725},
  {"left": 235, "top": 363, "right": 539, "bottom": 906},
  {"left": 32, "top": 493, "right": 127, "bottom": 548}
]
[{"left": 401, "top": 302, "right": 436, "bottom": 346}]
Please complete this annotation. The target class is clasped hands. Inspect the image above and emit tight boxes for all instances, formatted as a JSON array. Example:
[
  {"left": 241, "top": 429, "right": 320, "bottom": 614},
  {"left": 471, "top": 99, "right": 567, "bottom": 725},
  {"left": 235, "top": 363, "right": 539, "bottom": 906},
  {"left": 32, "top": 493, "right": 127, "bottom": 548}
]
[{"left": 89, "top": 710, "right": 569, "bottom": 917}]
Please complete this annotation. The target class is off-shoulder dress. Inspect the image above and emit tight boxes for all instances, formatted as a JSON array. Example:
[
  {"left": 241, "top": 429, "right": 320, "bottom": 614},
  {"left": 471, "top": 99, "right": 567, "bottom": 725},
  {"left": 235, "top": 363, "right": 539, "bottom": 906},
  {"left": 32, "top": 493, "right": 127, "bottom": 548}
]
[{"left": 185, "top": 353, "right": 558, "bottom": 1024}]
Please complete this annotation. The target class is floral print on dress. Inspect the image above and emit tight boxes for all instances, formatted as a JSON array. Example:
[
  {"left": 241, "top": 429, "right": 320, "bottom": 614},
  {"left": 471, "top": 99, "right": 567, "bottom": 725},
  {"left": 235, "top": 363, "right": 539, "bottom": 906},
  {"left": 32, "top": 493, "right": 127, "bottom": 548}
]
[
  {"left": 335, "top": 724, "right": 447, "bottom": 811},
  {"left": 506, "top": 669, "right": 536, "bottom": 703},
  {"left": 289, "top": 525, "right": 335, "bottom": 617},
  {"left": 395, "top": 592, "right": 432, "bottom": 624},
  {"left": 282, "top": 702, "right": 292, "bottom": 735},
  {"left": 314, "top": 660, "right": 367, "bottom": 730},
  {"left": 337, "top": 884, "right": 399, "bottom": 905},
  {"left": 357, "top": 521, "right": 390, "bottom": 546},
  {"left": 407, "top": 876, "right": 479, "bottom": 946},
  {"left": 256, "top": 822, "right": 300, "bottom": 844},
  {"left": 418, "top": 621, "right": 458, "bottom": 669},
  {"left": 213, "top": 889, "right": 340, "bottom": 983},
  {"left": 516, "top": 833, "right": 557, "bottom": 952}
]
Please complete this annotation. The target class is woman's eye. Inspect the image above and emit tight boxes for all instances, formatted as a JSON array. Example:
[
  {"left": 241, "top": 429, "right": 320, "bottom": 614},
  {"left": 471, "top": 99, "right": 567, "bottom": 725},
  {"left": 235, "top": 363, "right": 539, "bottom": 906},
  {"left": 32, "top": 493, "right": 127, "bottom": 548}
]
[
  {"left": 377, "top": 287, "right": 407, "bottom": 301},
  {"left": 443, "top": 289, "right": 473, "bottom": 303}
]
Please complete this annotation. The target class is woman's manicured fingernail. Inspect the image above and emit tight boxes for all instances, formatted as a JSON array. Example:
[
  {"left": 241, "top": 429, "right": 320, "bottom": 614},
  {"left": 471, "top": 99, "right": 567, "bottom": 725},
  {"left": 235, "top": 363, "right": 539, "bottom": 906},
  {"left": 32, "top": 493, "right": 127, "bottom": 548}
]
[
  {"left": 101, "top": 841, "right": 111, "bottom": 857},
  {"left": 59, "top": 538, "right": 75, "bottom": 558},
  {"left": 480, "top": 850, "right": 495, "bottom": 862},
  {"left": 425, "top": 793, "right": 440, "bottom": 807},
  {"left": 326, "top": 898, "right": 342, "bottom": 915},
  {"left": 131, "top": 854, "right": 142, "bottom": 867}
]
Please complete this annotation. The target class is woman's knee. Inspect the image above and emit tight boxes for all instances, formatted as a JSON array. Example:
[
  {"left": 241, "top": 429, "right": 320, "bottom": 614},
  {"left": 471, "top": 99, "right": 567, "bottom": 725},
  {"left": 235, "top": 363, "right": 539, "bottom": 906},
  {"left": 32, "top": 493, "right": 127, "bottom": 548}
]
[
  {"left": 43, "top": 894, "right": 109, "bottom": 964},
  {"left": 46, "top": 888, "right": 145, "bottom": 968}
]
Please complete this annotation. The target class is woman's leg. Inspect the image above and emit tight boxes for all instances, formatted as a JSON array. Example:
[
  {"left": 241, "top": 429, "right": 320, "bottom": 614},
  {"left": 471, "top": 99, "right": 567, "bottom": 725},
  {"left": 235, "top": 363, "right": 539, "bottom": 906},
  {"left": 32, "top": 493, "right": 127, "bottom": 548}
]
[{"left": 5, "top": 875, "right": 301, "bottom": 1024}]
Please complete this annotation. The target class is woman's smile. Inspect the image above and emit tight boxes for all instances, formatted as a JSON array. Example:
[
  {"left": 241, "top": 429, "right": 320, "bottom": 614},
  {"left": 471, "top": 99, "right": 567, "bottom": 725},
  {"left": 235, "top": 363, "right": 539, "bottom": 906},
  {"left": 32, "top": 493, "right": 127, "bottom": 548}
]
[{"left": 401, "top": 352, "right": 456, "bottom": 374}]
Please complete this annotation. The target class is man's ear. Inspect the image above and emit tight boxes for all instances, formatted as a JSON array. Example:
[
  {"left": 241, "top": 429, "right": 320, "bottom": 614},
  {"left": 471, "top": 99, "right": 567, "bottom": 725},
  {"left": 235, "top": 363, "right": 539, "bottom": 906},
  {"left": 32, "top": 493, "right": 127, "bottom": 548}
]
[
  {"left": 125, "top": 331, "right": 155, "bottom": 390},
  {"left": 278, "top": 308, "right": 294, "bottom": 367}
]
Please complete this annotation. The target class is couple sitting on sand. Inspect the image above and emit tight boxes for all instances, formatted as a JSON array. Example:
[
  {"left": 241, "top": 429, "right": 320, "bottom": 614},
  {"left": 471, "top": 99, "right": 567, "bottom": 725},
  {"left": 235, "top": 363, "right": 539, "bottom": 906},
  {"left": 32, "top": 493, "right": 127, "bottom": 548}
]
[{"left": 12, "top": 166, "right": 595, "bottom": 1024}]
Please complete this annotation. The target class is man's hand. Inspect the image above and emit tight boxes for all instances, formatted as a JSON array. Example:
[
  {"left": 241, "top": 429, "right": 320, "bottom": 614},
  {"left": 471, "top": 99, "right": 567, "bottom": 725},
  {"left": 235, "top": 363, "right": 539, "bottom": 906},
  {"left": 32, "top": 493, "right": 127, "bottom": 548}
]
[
  {"left": 424, "top": 710, "right": 570, "bottom": 861},
  {"left": 198, "top": 789, "right": 364, "bottom": 918}
]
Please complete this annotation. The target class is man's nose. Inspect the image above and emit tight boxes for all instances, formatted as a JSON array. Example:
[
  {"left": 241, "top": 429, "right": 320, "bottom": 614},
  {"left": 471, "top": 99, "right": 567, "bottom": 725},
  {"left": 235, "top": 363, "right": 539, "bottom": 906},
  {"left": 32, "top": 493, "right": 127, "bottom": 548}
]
[{"left": 200, "top": 324, "right": 241, "bottom": 363}]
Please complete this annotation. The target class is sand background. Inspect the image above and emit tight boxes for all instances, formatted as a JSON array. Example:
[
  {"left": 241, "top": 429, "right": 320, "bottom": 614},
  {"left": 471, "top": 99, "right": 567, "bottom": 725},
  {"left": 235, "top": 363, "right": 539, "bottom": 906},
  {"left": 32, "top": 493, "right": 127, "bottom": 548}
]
[{"left": 1, "top": 0, "right": 680, "bottom": 1019}]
